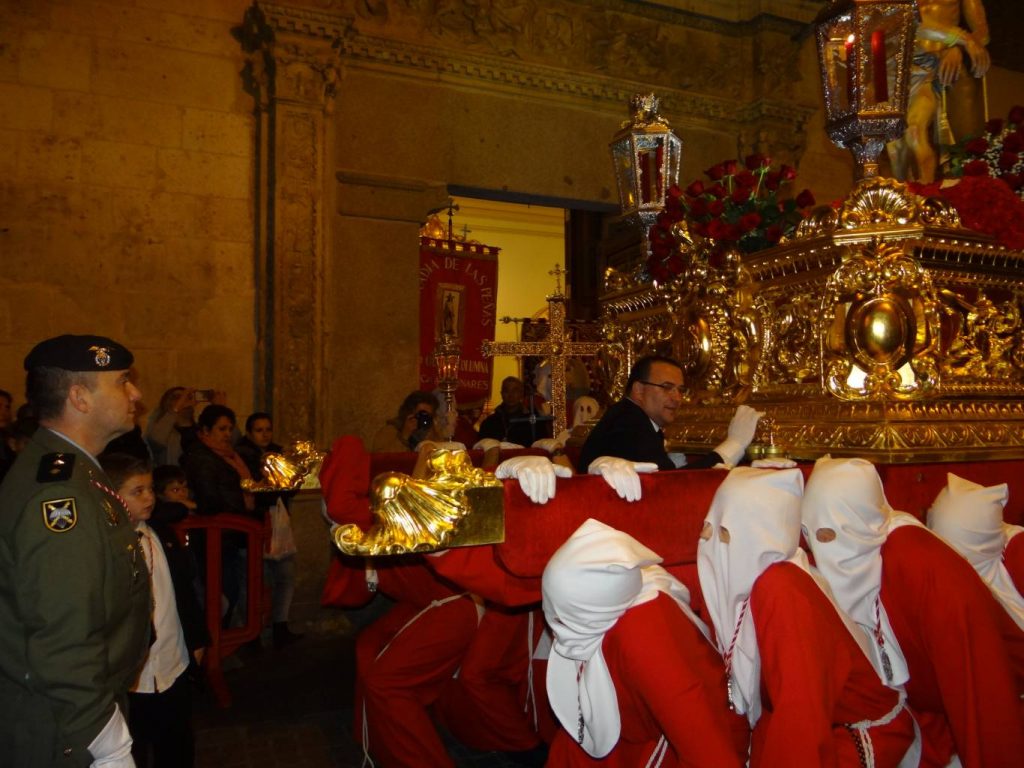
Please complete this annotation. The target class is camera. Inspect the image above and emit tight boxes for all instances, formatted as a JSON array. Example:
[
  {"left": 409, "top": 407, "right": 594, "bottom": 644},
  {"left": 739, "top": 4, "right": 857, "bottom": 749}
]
[
  {"left": 415, "top": 410, "right": 434, "bottom": 430},
  {"left": 408, "top": 410, "right": 434, "bottom": 450},
  {"left": 194, "top": 389, "right": 214, "bottom": 403}
]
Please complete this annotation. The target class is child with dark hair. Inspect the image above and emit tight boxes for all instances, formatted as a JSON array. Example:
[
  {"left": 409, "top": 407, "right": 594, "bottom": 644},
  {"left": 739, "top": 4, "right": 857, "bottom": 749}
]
[{"left": 99, "top": 454, "right": 208, "bottom": 768}]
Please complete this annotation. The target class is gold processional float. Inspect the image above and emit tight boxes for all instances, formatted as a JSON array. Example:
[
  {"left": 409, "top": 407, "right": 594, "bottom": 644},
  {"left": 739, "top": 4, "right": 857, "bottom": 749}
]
[
  {"left": 598, "top": 0, "right": 1024, "bottom": 465},
  {"left": 332, "top": 0, "right": 1024, "bottom": 557}
]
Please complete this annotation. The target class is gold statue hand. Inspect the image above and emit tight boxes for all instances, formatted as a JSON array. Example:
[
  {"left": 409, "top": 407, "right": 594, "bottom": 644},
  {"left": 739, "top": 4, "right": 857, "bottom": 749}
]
[{"left": 937, "top": 46, "right": 963, "bottom": 87}]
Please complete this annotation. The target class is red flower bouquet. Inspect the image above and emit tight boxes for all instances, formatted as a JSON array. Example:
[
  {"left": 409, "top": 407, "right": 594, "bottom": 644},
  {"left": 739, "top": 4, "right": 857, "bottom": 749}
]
[
  {"left": 945, "top": 105, "right": 1024, "bottom": 198},
  {"left": 910, "top": 175, "right": 1024, "bottom": 251},
  {"left": 647, "top": 154, "right": 816, "bottom": 283}
]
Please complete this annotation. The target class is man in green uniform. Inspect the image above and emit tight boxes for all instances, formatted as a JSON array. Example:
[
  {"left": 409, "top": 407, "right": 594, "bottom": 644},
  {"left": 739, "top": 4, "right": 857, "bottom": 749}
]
[{"left": 0, "top": 335, "right": 152, "bottom": 767}]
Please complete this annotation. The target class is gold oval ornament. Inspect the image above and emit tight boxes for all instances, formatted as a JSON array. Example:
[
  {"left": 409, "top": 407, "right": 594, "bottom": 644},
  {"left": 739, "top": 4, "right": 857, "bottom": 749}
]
[{"left": 846, "top": 295, "right": 914, "bottom": 368}]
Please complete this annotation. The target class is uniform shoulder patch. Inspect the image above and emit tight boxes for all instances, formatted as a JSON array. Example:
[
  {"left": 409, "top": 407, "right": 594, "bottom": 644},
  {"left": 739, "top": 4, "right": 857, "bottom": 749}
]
[
  {"left": 42, "top": 498, "right": 78, "bottom": 532},
  {"left": 37, "top": 453, "right": 75, "bottom": 483}
]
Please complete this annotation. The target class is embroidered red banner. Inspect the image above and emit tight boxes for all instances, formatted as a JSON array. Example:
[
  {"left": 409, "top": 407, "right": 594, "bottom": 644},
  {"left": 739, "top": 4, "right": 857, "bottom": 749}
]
[{"left": 418, "top": 236, "right": 499, "bottom": 404}]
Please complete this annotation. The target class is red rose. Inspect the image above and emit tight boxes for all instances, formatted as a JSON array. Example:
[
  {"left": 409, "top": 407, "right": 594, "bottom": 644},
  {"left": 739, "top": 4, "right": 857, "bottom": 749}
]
[
  {"left": 765, "top": 224, "right": 783, "bottom": 243},
  {"left": 795, "top": 189, "right": 816, "bottom": 208},
  {"left": 1002, "top": 131, "right": 1024, "bottom": 153},
  {"left": 764, "top": 171, "right": 781, "bottom": 191},
  {"left": 704, "top": 163, "right": 725, "bottom": 181},
  {"left": 744, "top": 153, "right": 771, "bottom": 170},
  {"left": 739, "top": 212, "right": 762, "bottom": 232},
  {"left": 1001, "top": 172, "right": 1024, "bottom": 191},
  {"left": 648, "top": 258, "right": 671, "bottom": 283},
  {"left": 688, "top": 197, "right": 709, "bottom": 217},
  {"left": 706, "top": 183, "right": 727, "bottom": 199},
  {"left": 667, "top": 184, "right": 683, "bottom": 201},
  {"left": 707, "top": 218, "right": 732, "bottom": 240},
  {"left": 650, "top": 239, "right": 673, "bottom": 259},
  {"left": 689, "top": 220, "right": 708, "bottom": 237},
  {"left": 722, "top": 159, "right": 738, "bottom": 176},
  {"left": 964, "top": 137, "right": 989, "bottom": 155},
  {"left": 963, "top": 159, "right": 989, "bottom": 176},
  {"left": 998, "top": 151, "right": 1019, "bottom": 171},
  {"left": 707, "top": 199, "right": 726, "bottom": 217},
  {"left": 685, "top": 180, "right": 705, "bottom": 197},
  {"left": 779, "top": 164, "right": 797, "bottom": 182},
  {"left": 985, "top": 118, "right": 1004, "bottom": 135},
  {"left": 664, "top": 194, "right": 685, "bottom": 219},
  {"left": 1009, "top": 105, "right": 1024, "bottom": 125},
  {"left": 731, "top": 186, "right": 750, "bottom": 204},
  {"left": 734, "top": 169, "right": 756, "bottom": 189}
]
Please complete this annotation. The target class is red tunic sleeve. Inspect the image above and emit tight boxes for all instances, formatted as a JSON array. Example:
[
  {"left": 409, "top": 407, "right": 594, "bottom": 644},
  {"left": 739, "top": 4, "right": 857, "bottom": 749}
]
[
  {"left": 1005, "top": 533, "right": 1024, "bottom": 597},
  {"left": 751, "top": 563, "right": 850, "bottom": 768},
  {"left": 881, "top": 526, "right": 1024, "bottom": 768}
]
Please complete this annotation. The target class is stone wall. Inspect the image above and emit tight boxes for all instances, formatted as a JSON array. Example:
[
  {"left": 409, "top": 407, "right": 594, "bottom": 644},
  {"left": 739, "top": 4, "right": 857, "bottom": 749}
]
[{"left": 0, "top": 0, "right": 256, "bottom": 418}]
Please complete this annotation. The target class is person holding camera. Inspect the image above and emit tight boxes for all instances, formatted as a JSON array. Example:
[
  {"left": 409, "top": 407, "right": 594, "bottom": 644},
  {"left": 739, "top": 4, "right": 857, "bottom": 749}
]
[
  {"left": 145, "top": 387, "right": 226, "bottom": 466},
  {"left": 371, "top": 391, "right": 443, "bottom": 453}
]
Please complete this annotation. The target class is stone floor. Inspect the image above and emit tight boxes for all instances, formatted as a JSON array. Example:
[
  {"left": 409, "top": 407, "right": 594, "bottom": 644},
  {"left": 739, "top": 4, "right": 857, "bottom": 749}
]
[{"left": 192, "top": 616, "right": 530, "bottom": 768}]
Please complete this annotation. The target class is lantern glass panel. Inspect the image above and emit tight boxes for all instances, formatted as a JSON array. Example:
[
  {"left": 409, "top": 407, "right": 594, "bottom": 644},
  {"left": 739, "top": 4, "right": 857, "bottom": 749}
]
[
  {"left": 860, "top": 6, "right": 903, "bottom": 108},
  {"left": 820, "top": 14, "right": 855, "bottom": 116},
  {"left": 612, "top": 141, "right": 637, "bottom": 211},
  {"left": 638, "top": 137, "right": 664, "bottom": 205}
]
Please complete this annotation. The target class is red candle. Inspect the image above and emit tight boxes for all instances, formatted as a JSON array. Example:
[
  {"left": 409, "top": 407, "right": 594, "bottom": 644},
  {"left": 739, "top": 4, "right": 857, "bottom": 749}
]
[
  {"left": 845, "top": 36, "right": 855, "bottom": 108},
  {"left": 871, "top": 29, "right": 889, "bottom": 103}
]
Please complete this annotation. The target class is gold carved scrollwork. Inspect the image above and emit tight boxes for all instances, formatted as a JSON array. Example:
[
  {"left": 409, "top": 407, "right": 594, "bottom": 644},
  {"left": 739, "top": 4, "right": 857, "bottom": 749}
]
[
  {"left": 822, "top": 240, "right": 941, "bottom": 401},
  {"left": 331, "top": 449, "right": 503, "bottom": 556}
]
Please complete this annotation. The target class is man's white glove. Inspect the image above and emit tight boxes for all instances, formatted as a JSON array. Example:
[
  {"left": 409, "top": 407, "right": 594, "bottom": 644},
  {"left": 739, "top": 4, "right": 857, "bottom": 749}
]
[
  {"left": 532, "top": 430, "right": 571, "bottom": 454},
  {"left": 588, "top": 456, "right": 659, "bottom": 502},
  {"left": 751, "top": 458, "right": 797, "bottom": 469},
  {"left": 495, "top": 455, "right": 572, "bottom": 504},
  {"left": 714, "top": 405, "right": 765, "bottom": 466}
]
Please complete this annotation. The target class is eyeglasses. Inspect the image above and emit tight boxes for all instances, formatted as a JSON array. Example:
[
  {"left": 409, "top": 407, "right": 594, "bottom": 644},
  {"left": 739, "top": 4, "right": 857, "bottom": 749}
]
[{"left": 638, "top": 380, "right": 687, "bottom": 395}]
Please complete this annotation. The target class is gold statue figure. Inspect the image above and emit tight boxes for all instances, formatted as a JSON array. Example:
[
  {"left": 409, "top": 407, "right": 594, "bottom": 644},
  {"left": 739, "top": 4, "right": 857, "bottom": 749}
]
[{"left": 887, "top": 0, "right": 991, "bottom": 182}]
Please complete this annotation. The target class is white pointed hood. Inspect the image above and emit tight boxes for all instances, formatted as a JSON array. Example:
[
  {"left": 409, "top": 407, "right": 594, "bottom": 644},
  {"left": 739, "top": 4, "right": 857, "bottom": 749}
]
[{"left": 928, "top": 473, "right": 1024, "bottom": 630}]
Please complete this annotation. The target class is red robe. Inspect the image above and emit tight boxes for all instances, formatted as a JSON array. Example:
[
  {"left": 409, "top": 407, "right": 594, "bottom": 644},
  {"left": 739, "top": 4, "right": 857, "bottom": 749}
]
[
  {"left": 750, "top": 562, "right": 915, "bottom": 768},
  {"left": 546, "top": 593, "right": 748, "bottom": 768},
  {"left": 1006, "top": 532, "right": 1024, "bottom": 596},
  {"left": 880, "top": 525, "right": 1024, "bottom": 768},
  {"left": 428, "top": 546, "right": 550, "bottom": 753},
  {"left": 319, "top": 435, "right": 483, "bottom": 768}
]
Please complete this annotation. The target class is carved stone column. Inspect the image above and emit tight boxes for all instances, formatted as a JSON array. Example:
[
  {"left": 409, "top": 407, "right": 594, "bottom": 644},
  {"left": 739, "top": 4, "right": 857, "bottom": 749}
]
[{"left": 236, "top": 3, "right": 348, "bottom": 443}]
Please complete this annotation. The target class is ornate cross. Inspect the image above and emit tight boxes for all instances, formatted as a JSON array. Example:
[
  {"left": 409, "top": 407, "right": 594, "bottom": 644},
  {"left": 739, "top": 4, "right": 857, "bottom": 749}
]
[{"left": 482, "top": 266, "right": 604, "bottom": 437}]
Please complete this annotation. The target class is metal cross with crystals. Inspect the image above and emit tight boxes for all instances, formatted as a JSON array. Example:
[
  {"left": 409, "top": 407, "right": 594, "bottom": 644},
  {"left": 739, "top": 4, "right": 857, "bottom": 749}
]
[{"left": 482, "top": 265, "right": 604, "bottom": 437}]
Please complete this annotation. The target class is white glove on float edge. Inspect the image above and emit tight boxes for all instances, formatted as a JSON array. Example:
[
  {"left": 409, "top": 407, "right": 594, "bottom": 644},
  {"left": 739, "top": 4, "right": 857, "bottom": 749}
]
[
  {"left": 495, "top": 455, "right": 572, "bottom": 504},
  {"left": 587, "top": 456, "right": 659, "bottom": 502}
]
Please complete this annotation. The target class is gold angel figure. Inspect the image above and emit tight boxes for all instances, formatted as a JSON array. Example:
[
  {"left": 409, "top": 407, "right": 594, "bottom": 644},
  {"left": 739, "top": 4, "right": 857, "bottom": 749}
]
[
  {"left": 241, "top": 440, "right": 326, "bottom": 492},
  {"left": 332, "top": 448, "right": 502, "bottom": 557}
]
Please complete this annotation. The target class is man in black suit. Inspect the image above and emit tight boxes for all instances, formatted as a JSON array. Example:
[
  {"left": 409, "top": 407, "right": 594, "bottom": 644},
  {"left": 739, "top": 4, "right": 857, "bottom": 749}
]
[{"left": 578, "top": 355, "right": 762, "bottom": 474}]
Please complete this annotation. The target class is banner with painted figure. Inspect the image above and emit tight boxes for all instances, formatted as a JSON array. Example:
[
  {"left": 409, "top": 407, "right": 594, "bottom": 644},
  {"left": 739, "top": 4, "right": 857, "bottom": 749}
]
[{"left": 418, "top": 235, "right": 499, "bottom": 405}]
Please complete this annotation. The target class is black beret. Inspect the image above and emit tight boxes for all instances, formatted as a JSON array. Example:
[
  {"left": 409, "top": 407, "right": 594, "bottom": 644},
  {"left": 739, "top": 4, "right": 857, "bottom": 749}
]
[{"left": 24, "top": 334, "right": 134, "bottom": 372}]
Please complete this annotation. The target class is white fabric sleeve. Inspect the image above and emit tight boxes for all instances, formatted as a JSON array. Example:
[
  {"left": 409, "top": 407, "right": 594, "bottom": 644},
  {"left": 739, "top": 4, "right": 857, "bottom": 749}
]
[{"left": 88, "top": 705, "right": 134, "bottom": 767}]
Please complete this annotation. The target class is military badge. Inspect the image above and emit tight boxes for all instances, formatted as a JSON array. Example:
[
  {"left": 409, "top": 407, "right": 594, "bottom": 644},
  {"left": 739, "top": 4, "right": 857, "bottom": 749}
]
[
  {"left": 101, "top": 498, "right": 120, "bottom": 526},
  {"left": 37, "top": 453, "right": 74, "bottom": 483},
  {"left": 89, "top": 345, "right": 111, "bottom": 367},
  {"left": 42, "top": 498, "right": 78, "bottom": 532}
]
